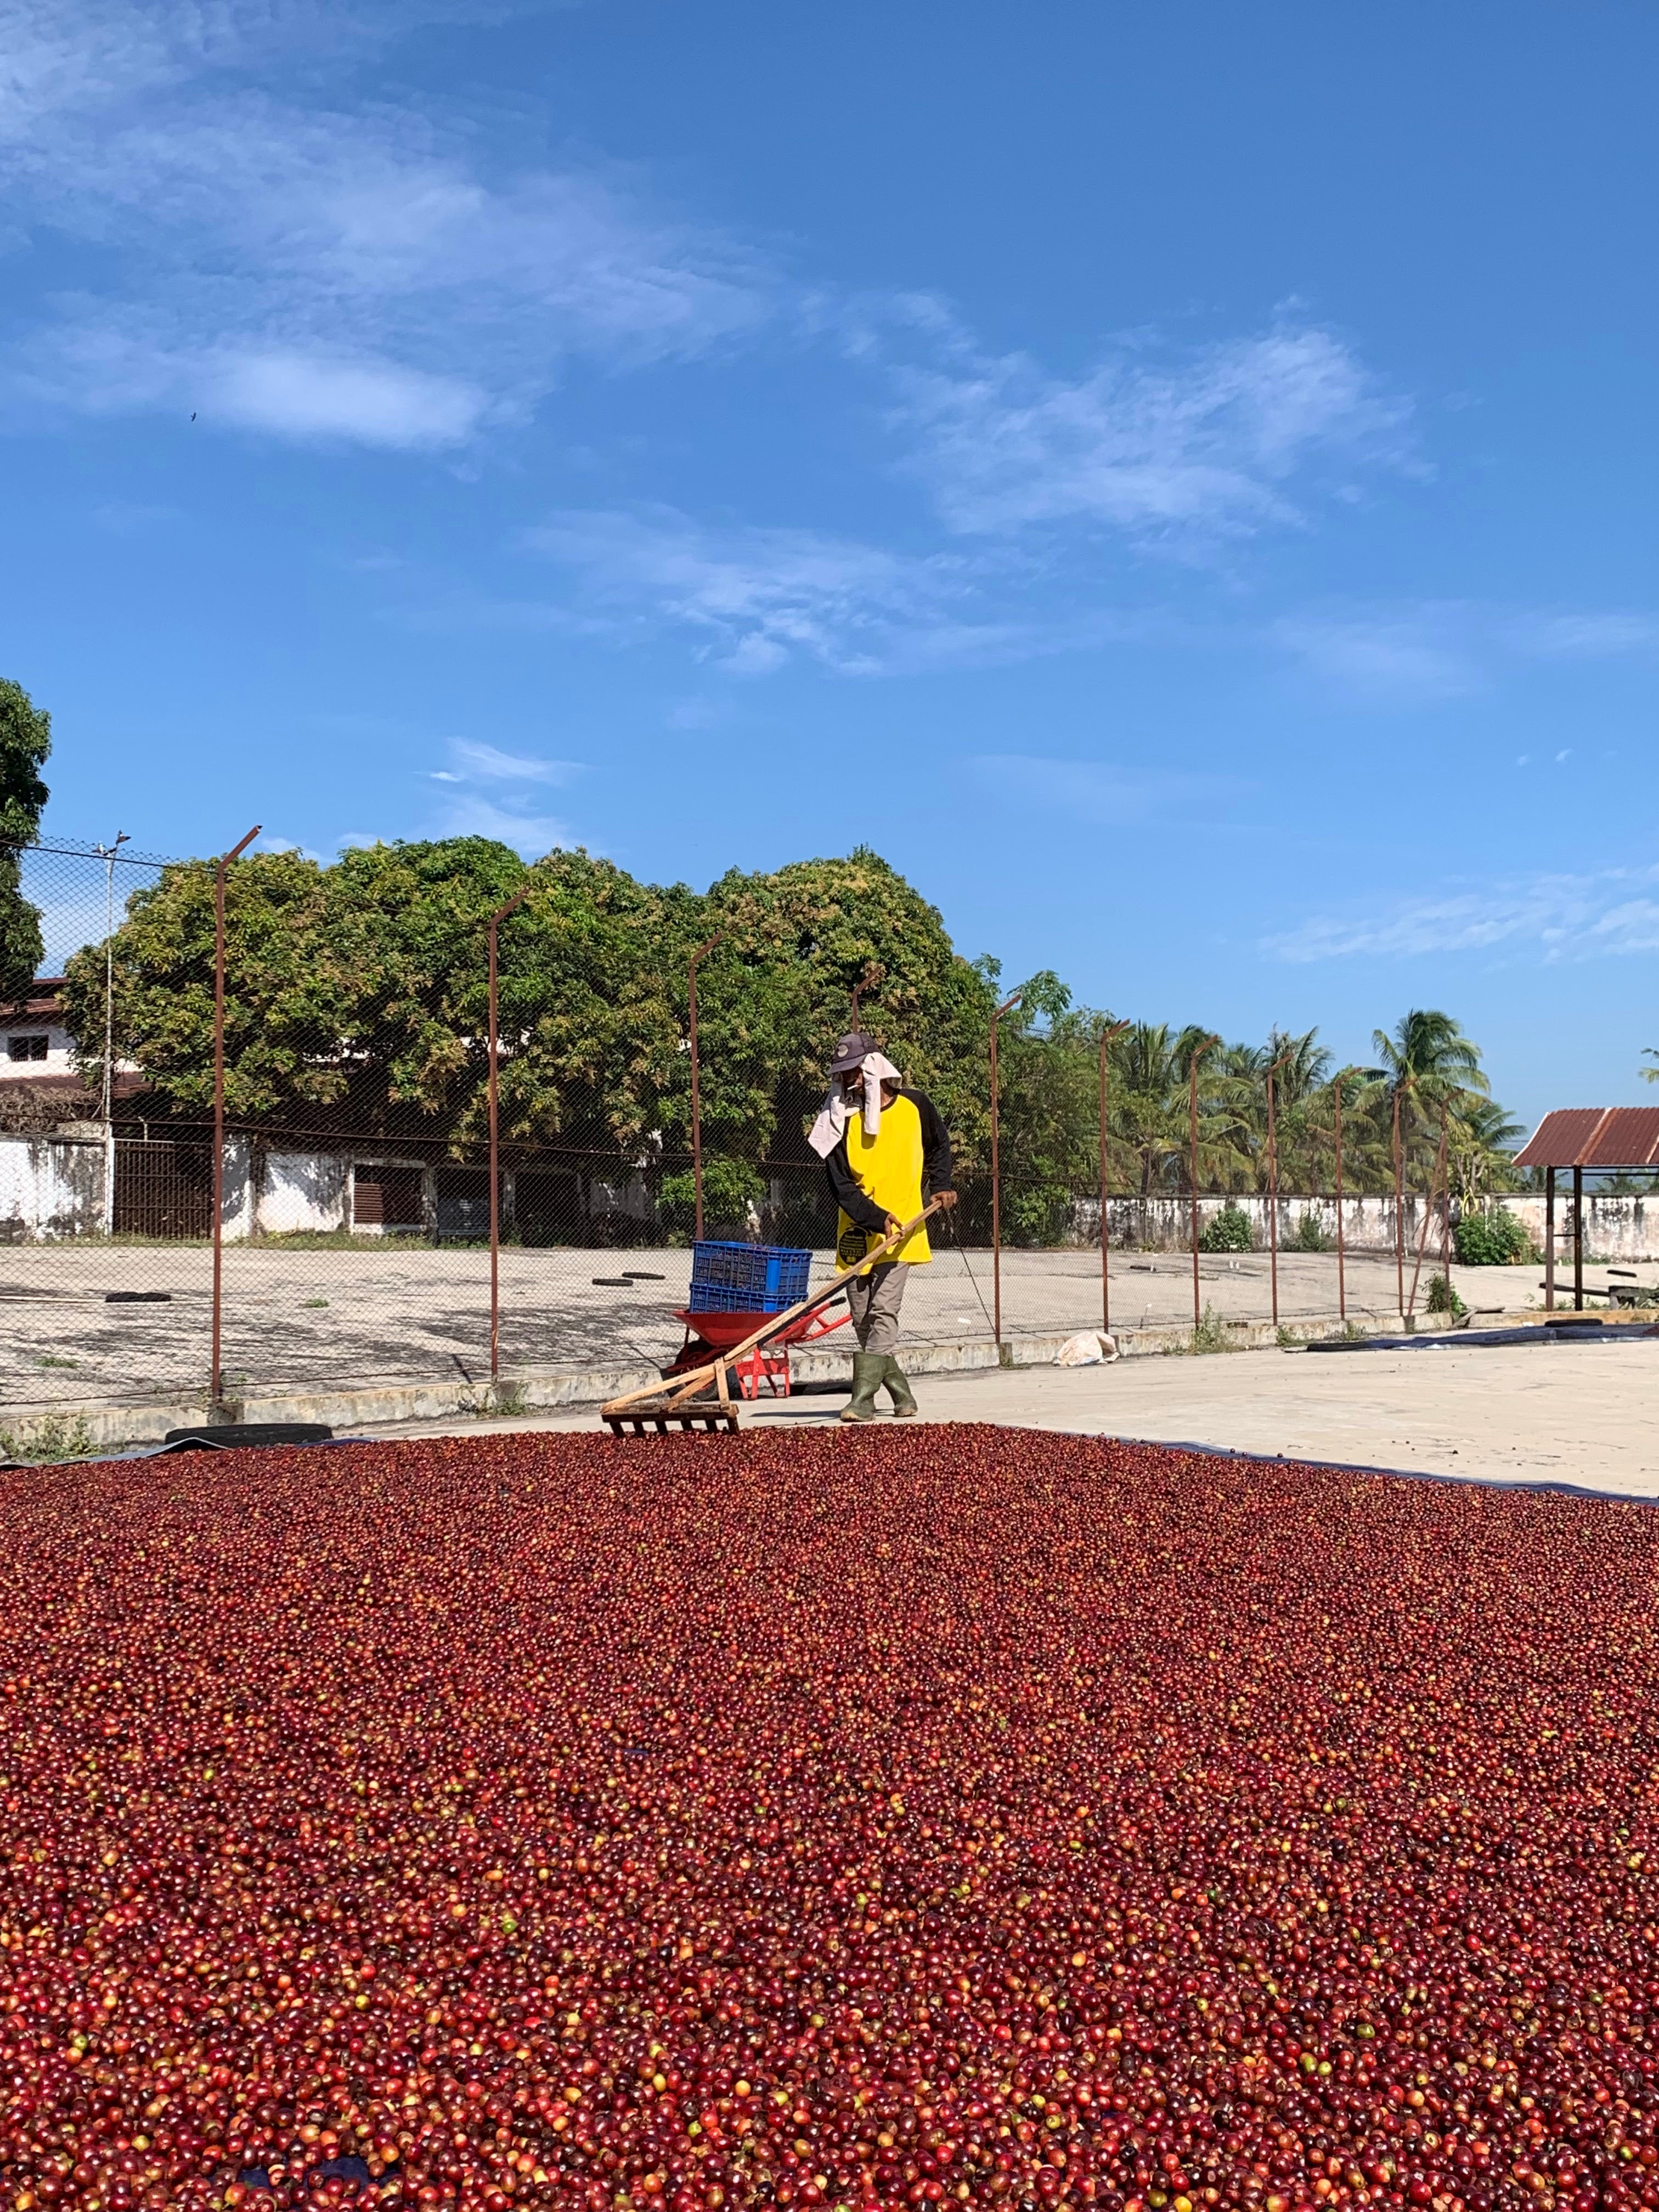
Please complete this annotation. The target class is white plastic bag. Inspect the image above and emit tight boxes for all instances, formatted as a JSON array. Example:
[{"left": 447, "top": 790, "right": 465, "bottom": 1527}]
[{"left": 1055, "top": 1330, "right": 1118, "bottom": 1367}]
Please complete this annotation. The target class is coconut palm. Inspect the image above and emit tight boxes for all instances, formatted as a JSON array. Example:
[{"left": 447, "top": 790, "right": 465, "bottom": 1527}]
[
  {"left": 1367, "top": 1010, "right": 1488, "bottom": 1183},
  {"left": 1106, "top": 1022, "right": 1247, "bottom": 1198}
]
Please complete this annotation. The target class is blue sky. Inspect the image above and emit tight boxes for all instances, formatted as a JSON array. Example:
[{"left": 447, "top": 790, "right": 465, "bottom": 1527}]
[{"left": 3, "top": 0, "right": 1656, "bottom": 1127}]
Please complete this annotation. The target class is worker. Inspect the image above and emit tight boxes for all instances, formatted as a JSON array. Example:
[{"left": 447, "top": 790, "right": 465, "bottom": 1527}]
[{"left": 808, "top": 1029, "right": 956, "bottom": 1423}]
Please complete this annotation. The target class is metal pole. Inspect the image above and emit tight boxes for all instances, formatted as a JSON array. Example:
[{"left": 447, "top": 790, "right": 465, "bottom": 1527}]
[
  {"left": 1266, "top": 1053, "right": 1289, "bottom": 1329},
  {"left": 1098, "top": 1019, "right": 1128, "bottom": 1334},
  {"left": 1392, "top": 1091, "right": 1404, "bottom": 1321},
  {"left": 1334, "top": 1075, "right": 1346, "bottom": 1321},
  {"left": 1544, "top": 1165, "right": 1556, "bottom": 1311},
  {"left": 211, "top": 825, "right": 261, "bottom": 1413},
  {"left": 1573, "top": 1165, "right": 1584, "bottom": 1311},
  {"left": 990, "top": 992, "right": 1021, "bottom": 1347},
  {"left": 97, "top": 831, "right": 129, "bottom": 1237},
  {"left": 1189, "top": 1036, "right": 1216, "bottom": 1327},
  {"left": 487, "top": 883, "right": 535, "bottom": 1380},
  {"left": 687, "top": 934, "right": 723, "bottom": 1243},
  {"left": 1406, "top": 1107, "right": 1448, "bottom": 1322}
]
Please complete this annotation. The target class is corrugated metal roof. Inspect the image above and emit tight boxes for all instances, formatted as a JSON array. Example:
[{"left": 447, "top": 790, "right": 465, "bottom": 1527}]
[{"left": 1514, "top": 1107, "right": 1659, "bottom": 1170}]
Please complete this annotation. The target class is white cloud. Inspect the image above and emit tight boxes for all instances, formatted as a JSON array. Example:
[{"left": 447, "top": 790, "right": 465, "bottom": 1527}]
[
  {"left": 518, "top": 505, "right": 1140, "bottom": 674},
  {"left": 43, "top": 328, "right": 493, "bottom": 445},
  {"left": 1272, "top": 600, "right": 1659, "bottom": 703},
  {"left": 448, "top": 740, "right": 582, "bottom": 785},
  {"left": 893, "top": 319, "right": 1415, "bottom": 549},
  {"left": 2, "top": 17, "right": 772, "bottom": 447},
  {"left": 1268, "top": 866, "right": 1659, "bottom": 964},
  {"left": 432, "top": 792, "right": 572, "bottom": 856},
  {"left": 971, "top": 755, "right": 1246, "bottom": 828}
]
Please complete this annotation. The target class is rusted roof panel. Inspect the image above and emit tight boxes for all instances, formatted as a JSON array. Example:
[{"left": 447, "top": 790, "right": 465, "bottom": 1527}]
[
  {"left": 1514, "top": 1107, "right": 1659, "bottom": 1170},
  {"left": 1582, "top": 1107, "right": 1659, "bottom": 1167}
]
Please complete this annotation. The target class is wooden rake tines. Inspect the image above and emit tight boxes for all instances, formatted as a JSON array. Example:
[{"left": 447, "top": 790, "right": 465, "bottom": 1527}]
[
  {"left": 599, "top": 1195, "right": 946, "bottom": 1437},
  {"left": 602, "top": 1403, "right": 740, "bottom": 1437}
]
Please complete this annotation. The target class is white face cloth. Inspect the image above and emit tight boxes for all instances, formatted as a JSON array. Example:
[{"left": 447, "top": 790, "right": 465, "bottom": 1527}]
[{"left": 807, "top": 1051, "right": 902, "bottom": 1160}]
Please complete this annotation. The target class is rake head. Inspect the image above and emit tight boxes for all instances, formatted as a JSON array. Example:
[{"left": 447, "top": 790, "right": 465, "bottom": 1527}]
[{"left": 602, "top": 1402, "right": 740, "bottom": 1437}]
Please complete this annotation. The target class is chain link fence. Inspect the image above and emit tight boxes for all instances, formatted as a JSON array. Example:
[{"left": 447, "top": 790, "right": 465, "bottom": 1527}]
[{"left": 0, "top": 837, "right": 1478, "bottom": 1423}]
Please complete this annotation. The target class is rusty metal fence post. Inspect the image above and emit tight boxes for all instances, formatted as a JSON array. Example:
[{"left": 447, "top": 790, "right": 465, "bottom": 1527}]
[
  {"left": 487, "top": 883, "right": 534, "bottom": 1381},
  {"left": 1333, "top": 1074, "right": 1347, "bottom": 1322},
  {"left": 687, "top": 934, "right": 722, "bottom": 1243},
  {"left": 210, "top": 825, "right": 260, "bottom": 1413},
  {"left": 1098, "top": 1019, "right": 1128, "bottom": 1334},
  {"left": 1266, "top": 1052, "right": 1289, "bottom": 1329},
  {"left": 1392, "top": 1091, "right": 1404, "bottom": 1319},
  {"left": 1188, "top": 1036, "right": 1216, "bottom": 1328},
  {"left": 989, "top": 992, "right": 1021, "bottom": 1347}
]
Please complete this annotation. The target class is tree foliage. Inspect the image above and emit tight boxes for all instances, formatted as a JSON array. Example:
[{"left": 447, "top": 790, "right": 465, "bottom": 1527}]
[
  {"left": 0, "top": 678, "right": 51, "bottom": 1006},
  {"left": 62, "top": 834, "right": 1523, "bottom": 1231}
]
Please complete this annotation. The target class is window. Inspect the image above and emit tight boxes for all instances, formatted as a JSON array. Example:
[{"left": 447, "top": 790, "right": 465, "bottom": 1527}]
[{"left": 7, "top": 1035, "right": 47, "bottom": 1062}]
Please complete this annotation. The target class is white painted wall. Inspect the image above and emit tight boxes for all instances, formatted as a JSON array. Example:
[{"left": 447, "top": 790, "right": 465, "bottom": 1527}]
[
  {"left": 1069, "top": 1192, "right": 1659, "bottom": 1260},
  {"left": 256, "top": 1152, "right": 351, "bottom": 1234},
  {"left": 0, "top": 1136, "right": 106, "bottom": 1239}
]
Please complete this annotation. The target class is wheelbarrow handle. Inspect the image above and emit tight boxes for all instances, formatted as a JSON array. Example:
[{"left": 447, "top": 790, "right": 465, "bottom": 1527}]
[{"left": 601, "top": 1195, "right": 948, "bottom": 1420}]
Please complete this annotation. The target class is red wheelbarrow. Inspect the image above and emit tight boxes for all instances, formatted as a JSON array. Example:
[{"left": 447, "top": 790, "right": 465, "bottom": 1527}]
[
  {"left": 602, "top": 1198, "right": 945, "bottom": 1434},
  {"left": 662, "top": 1301, "right": 849, "bottom": 1399}
]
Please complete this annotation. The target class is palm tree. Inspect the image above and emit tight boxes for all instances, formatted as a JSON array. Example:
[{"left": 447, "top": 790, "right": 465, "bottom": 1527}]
[
  {"left": 1237, "top": 1027, "right": 1335, "bottom": 1192},
  {"left": 1105, "top": 1023, "right": 1246, "bottom": 1200},
  {"left": 1368, "top": 1010, "right": 1488, "bottom": 1184},
  {"left": 1447, "top": 1094, "right": 1526, "bottom": 1209}
]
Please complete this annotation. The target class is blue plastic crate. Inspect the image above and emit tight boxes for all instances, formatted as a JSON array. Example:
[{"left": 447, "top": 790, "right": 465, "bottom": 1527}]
[{"left": 688, "top": 1240, "right": 812, "bottom": 1314}]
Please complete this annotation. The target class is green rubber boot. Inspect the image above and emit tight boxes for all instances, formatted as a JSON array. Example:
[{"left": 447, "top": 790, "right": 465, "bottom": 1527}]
[
  {"left": 882, "top": 1357, "right": 918, "bottom": 1419},
  {"left": 839, "top": 1352, "right": 885, "bottom": 1424}
]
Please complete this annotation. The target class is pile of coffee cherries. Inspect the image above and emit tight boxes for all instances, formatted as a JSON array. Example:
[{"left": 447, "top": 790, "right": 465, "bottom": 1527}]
[{"left": 2, "top": 1427, "right": 1656, "bottom": 2212}]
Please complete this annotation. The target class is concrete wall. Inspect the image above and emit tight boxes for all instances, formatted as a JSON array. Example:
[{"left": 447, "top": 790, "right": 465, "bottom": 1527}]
[{"left": 0, "top": 1135, "right": 107, "bottom": 1240}]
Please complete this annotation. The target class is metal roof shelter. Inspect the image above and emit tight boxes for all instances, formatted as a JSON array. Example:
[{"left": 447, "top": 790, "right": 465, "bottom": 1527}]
[{"left": 1513, "top": 1108, "right": 1659, "bottom": 1309}]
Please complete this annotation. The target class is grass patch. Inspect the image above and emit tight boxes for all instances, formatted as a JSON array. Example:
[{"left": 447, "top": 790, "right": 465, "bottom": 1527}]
[
  {"left": 460, "top": 1381, "right": 529, "bottom": 1419},
  {"left": 1, "top": 1412, "right": 95, "bottom": 1463}
]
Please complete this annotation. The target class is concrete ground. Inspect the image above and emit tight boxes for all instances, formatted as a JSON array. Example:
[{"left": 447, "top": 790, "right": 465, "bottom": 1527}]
[
  {"left": 0, "top": 1235, "right": 1606, "bottom": 1407},
  {"left": 364, "top": 1330, "right": 1659, "bottom": 1500}
]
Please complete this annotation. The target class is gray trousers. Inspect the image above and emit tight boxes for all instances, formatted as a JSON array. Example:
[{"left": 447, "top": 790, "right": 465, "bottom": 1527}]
[{"left": 846, "top": 1261, "right": 910, "bottom": 1357}]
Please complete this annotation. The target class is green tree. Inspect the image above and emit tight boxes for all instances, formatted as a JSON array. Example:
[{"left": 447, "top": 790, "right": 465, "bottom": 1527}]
[
  {"left": 0, "top": 679, "right": 51, "bottom": 1007},
  {"left": 1366, "top": 1009, "right": 1495, "bottom": 1193}
]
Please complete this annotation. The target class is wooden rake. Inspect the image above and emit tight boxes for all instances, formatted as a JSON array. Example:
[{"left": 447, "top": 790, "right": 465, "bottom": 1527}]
[{"left": 601, "top": 1195, "right": 947, "bottom": 1435}]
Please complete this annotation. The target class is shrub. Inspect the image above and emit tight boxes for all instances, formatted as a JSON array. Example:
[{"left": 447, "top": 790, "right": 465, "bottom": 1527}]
[
  {"left": 1426, "top": 1272, "right": 1467, "bottom": 1318},
  {"left": 1188, "top": 1304, "right": 1235, "bottom": 1354},
  {"left": 1289, "top": 1211, "right": 1330, "bottom": 1252},
  {"left": 0, "top": 1412, "right": 94, "bottom": 1463},
  {"left": 658, "top": 1159, "right": 765, "bottom": 1242},
  {"left": 1453, "top": 1209, "right": 1535, "bottom": 1267},
  {"left": 1198, "top": 1201, "right": 1253, "bottom": 1252}
]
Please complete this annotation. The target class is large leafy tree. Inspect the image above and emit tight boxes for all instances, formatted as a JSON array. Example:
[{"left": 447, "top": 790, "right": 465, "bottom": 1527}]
[{"left": 0, "top": 679, "right": 51, "bottom": 1007}]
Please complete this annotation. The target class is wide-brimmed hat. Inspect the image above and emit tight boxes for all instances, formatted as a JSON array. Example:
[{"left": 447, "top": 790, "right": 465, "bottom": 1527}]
[{"left": 829, "top": 1029, "right": 879, "bottom": 1074}]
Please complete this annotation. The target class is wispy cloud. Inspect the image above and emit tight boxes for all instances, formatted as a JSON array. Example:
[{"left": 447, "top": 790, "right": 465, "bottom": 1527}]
[
  {"left": 1272, "top": 600, "right": 1659, "bottom": 702},
  {"left": 448, "top": 740, "right": 582, "bottom": 785},
  {"left": 1268, "top": 866, "right": 1659, "bottom": 964},
  {"left": 890, "top": 317, "right": 1415, "bottom": 550},
  {"left": 971, "top": 755, "right": 1246, "bottom": 828},
  {"left": 432, "top": 792, "right": 573, "bottom": 855},
  {"left": 3, "top": 9, "right": 772, "bottom": 446},
  {"left": 517, "top": 505, "right": 1154, "bottom": 674},
  {"left": 424, "top": 735, "right": 581, "bottom": 853}
]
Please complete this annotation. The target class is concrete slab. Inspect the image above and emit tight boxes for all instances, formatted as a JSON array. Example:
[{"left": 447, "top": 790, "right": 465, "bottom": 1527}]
[
  {"left": 356, "top": 1332, "right": 1659, "bottom": 1500},
  {"left": 0, "top": 1239, "right": 1547, "bottom": 1409}
]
